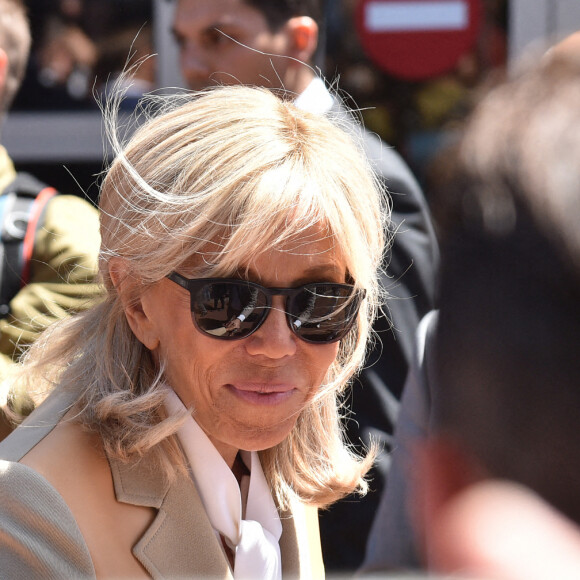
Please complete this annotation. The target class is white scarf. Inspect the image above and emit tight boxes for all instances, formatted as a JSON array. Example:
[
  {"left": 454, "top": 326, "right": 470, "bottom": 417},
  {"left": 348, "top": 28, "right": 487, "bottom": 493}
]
[{"left": 165, "top": 389, "right": 283, "bottom": 579}]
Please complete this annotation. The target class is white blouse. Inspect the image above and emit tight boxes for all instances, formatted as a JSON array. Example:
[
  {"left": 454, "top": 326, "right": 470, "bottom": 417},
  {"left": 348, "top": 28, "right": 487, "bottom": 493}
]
[{"left": 165, "top": 389, "right": 283, "bottom": 580}]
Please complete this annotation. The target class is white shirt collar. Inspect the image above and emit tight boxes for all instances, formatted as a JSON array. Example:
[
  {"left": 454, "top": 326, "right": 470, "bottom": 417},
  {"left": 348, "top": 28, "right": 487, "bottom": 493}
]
[
  {"left": 294, "top": 77, "right": 335, "bottom": 115},
  {"left": 165, "top": 389, "right": 282, "bottom": 578}
]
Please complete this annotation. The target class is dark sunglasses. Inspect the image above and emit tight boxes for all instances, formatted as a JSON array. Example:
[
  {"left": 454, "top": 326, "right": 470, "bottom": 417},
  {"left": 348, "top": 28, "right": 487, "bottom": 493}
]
[{"left": 167, "top": 272, "right": 364, "bottom": 344}]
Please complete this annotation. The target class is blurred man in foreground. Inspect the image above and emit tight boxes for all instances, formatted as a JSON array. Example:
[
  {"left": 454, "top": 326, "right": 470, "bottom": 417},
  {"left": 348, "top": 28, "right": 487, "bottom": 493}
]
[{"left": 363, "top": 41, "right": 580, "bottom": 580}]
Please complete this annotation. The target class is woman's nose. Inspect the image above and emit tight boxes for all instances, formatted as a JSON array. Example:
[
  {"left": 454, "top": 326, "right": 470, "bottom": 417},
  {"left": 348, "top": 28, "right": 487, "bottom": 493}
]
[{"left": 244, "top": 298, "right": 297, "bottom": 359}]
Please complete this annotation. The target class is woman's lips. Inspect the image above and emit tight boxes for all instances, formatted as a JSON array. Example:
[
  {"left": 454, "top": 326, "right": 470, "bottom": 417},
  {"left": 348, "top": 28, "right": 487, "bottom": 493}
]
[{"left": 226, "top": 382, "right": 297, "bottom": 405}]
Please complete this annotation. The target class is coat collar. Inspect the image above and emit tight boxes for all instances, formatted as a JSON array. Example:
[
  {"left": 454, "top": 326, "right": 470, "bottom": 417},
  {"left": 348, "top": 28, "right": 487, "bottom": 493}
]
[{"left": 109, "top": 451, "right": 304, "bottom": 579}]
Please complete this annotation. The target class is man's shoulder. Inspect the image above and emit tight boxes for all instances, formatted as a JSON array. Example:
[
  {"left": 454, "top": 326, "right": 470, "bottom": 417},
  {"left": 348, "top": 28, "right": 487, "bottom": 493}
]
[
  {"left": 33, "top": 193, "right": 100, "bottom": 272},
  {"left": 41, "top": 193, "right": 100, "bottom": 240},
  {"left": 44, "top": 193, "right": 99, "bottom": 220},
  {"left": 327, "top": 98, "right": 422, "bottom": 195},
  {"left": 361, "top": 128, "right": 422, "bottom": 194}
]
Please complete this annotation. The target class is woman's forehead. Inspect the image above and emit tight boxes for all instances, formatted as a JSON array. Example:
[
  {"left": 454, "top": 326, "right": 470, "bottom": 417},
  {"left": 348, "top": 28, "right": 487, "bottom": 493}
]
[
  {"left": 232, "top": 241, "right": 347, "bottom": 286},
  {"left": 179, "top": 223, "right": 346, "bottom": 278}
]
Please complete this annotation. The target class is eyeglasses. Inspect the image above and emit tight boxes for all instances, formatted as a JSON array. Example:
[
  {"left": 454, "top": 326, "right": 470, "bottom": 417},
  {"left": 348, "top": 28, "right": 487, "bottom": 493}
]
[{"left": 167, "top": 272, "right": 364, "bottom": 344}]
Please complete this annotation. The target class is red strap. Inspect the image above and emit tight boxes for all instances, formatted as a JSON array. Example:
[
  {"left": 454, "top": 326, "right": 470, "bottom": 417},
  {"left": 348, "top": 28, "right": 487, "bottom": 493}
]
[{"left": 20, "top": 187, "right": 58, "bottom": 287}]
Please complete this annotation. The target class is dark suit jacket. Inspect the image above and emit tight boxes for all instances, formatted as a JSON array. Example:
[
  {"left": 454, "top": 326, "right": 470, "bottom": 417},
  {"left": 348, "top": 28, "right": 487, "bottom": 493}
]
[
  {"left": 0, "top": 388, "right": 324, "bottom": 579},
  {"left": 318, "top": 101, "right": 440, "bottom": 570}
]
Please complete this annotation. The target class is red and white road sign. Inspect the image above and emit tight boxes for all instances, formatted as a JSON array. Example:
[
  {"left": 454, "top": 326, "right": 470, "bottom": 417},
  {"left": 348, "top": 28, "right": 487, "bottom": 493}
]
[{"left": 355, "top": 0, "right": 482, "bottom": 80}]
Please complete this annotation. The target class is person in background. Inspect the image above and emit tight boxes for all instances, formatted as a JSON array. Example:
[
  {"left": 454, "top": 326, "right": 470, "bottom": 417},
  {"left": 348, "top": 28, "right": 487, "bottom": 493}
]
[
  {"left": 0, "top": 0, "right": 100, "bottom": 439},
  {"left": 362, "top": 41, "right": 580, "bottom": 579},
  {"left": 0, "top": 82, "right": 386, "bottom": 578},
  {"left": 171, "top": 0, "right": 440, "bottom": 570}
]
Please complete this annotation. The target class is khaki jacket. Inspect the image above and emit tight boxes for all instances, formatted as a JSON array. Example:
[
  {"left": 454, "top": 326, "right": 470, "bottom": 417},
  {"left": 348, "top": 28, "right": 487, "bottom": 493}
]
[
  {"left": 0, "top": 388, "right": 325, "bottom": 579},
  {"left": 0, "top": 148, "right": 102, "bottom": 378},
  {"left": 0, "top": 146, "right": 102, "bottom": 440}
]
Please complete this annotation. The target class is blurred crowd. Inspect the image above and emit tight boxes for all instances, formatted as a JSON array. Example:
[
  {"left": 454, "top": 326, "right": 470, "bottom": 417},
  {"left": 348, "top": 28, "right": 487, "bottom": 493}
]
[{"left": 13, "top": 0, "right": 509, "bottom": 197}]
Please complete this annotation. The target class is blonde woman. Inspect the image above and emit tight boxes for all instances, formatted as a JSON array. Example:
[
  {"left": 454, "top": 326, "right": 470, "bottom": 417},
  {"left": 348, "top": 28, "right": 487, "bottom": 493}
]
[{"left": 0, "top": 84, "right": 387, "bottom": 578}]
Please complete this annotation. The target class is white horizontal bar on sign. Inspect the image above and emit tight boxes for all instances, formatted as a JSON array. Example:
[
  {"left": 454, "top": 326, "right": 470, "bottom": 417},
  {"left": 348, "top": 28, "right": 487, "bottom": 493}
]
[{"left": 365, "top": 1, "right": 469, "bottom": 32}]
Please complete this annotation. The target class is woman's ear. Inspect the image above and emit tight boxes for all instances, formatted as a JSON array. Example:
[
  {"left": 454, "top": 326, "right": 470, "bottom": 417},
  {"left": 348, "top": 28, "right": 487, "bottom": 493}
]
[
  {"left": 285, "top": 16, "right": 318, "bottom": 64},
  {"left": 109, "top": 258, "right": 160, "bottom": 350}
]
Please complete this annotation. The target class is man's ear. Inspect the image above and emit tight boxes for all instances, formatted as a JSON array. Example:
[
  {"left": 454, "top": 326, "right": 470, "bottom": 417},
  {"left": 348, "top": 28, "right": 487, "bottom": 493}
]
[
  {"left": 285, "top": 16, "right": 318, "bottom": 64},
  {"left": 0, "top": 49, "right": 8, "bottom": 103},
  {"left": 109, "top": 257, "right": 160, "bottom": 351}
]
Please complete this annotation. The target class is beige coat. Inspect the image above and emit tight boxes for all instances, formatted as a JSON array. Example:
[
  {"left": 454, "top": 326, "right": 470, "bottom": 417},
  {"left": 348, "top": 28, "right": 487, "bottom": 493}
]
[{"left": 0, "top": 388, "right": 325, "bottom": 579}]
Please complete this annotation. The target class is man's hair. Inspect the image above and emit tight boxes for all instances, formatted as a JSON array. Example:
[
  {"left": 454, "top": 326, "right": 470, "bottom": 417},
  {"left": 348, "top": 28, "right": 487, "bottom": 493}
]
[
  {"left": 244, "top": 0, "right": 323, "bottom": 30},
  {"left": 0, "top": 0, "right": 30, "bottom": 113},
  {"left": 16, "top": 83, "right": 387, "bottom": 510},
  {"left": 434, "top": 56, "right": 580, "bottom": 524}
]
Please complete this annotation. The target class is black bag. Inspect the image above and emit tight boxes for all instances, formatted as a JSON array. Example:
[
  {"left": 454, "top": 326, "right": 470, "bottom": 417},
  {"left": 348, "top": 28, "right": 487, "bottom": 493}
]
[{"left": 0, "top": 173, "right": 57, "bottom": 317}]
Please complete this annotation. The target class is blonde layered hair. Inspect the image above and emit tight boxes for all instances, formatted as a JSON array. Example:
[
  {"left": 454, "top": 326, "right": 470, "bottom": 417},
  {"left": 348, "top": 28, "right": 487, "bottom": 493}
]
[{"left": 19, "top": 85, "right": 388, "bottom": 509}]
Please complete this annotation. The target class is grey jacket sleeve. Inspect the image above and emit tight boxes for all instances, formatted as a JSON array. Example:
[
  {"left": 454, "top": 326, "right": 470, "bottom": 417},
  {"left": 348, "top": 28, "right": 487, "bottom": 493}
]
[
  {"left": 0, "top": 460, "right": 95, "bottom": 579},
  {"left": 360, "top": 310, "right": 439, "bottom": 573}
]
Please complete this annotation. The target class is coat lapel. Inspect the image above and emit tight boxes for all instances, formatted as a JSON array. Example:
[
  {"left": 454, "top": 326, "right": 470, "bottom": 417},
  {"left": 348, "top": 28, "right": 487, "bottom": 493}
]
[{"left": 109, "top": 456, "right": 232, "bottom": 579}]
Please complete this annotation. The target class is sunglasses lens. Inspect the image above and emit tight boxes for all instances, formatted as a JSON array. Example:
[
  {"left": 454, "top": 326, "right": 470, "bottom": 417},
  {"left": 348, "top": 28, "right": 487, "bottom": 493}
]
[
  {"left": 289, "top": 284, "right": 361, "bottom": 343},
  {"left": 192, "top": 281, "right": 268, "bottom": 338},
  {"left": 185, "top": 278, "right": 361, "bottom": 343}
]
